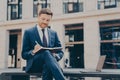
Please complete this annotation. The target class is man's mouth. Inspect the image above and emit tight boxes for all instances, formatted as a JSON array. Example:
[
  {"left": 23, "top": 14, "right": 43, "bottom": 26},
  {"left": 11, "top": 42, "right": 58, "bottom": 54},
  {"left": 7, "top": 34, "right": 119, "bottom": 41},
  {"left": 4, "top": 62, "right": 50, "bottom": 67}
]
[{"left": 41, "top": 23, "right": 48, "bottom": 27}]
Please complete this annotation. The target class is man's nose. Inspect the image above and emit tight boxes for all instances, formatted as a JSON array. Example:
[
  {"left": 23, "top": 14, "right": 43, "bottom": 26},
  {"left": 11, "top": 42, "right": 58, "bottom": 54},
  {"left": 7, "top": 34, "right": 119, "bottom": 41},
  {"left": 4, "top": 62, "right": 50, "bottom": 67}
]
[{"left": 43, "top": 20, "right": 48, "bottom": 23}]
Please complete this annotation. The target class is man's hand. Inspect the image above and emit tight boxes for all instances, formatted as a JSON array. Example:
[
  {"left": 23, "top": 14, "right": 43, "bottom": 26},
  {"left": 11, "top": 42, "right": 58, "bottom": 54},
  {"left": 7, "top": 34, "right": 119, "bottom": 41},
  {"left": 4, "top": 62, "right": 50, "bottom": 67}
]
[{"left": 32, "top": 43, "right": 42, "bottom": 54}]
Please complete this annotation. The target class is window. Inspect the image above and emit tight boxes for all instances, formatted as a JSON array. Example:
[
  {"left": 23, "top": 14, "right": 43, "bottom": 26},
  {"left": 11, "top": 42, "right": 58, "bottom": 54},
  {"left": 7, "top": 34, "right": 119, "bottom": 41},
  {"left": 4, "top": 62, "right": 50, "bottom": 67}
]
[
  {"left": 7, "top": 0, "right": 22, "bottom": 20},
  {"left": 64, "top": 23, "right": 84, "bottom": 68},
  {"left": 98, "top": 0, "right": 117, "bottom": 9},
  {"left": 99, "top": 20, "right": 120, "bottom": 69},
  {"left": 33, "top": 0, "right": 51, "bottom": 17},
  {"left": 63, "top": 0, "right": 83, "bottom": 13},
  {"left": 104, "top": 0, "right": 117, "bottom": 8}
]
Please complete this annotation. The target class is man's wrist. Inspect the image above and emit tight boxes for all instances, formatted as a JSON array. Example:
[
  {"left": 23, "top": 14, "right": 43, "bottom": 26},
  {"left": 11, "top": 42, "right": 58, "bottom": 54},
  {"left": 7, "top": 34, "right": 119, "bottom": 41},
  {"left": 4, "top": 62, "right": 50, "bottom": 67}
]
[
  {"left": 55, "top": 54, "right": 60, "bottom": 61},
  {"left": 31, "top": 50, "right": 35, "bottom": 55}
]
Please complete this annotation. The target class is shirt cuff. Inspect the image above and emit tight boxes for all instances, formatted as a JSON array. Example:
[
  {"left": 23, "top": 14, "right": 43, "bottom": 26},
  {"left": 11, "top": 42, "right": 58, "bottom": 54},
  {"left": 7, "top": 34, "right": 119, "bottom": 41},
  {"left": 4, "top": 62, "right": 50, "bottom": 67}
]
[
  {"left": 31, "top": 50, "right": 35, "bottom": 56},
  {"left": 55, "top": 54, "right": 60, "bottom": 61}
]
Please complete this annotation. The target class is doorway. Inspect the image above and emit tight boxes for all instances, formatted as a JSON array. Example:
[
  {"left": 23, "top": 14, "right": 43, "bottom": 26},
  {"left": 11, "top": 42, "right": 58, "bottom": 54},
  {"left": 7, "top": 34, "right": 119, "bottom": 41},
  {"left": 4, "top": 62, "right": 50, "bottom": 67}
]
[
  {"left": 64, "top": 23, "right": 84, "bottom": 68},
  {"left": 8, "top": 29, "right": 22, "bottom": 68}
]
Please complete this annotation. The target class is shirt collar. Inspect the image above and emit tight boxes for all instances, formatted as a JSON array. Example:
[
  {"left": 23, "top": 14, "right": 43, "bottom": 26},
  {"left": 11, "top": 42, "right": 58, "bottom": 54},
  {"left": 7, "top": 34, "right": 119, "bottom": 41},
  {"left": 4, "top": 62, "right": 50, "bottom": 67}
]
[{"left": 37, "top": 24, "right": 47, "bottom": 31}]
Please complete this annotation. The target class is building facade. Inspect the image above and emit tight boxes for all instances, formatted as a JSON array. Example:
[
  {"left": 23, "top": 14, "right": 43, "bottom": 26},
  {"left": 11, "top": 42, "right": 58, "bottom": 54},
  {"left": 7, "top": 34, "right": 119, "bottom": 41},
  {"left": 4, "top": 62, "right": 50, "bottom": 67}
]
[{"left": 0, "top": 0, "right": 120, "bottom": 71}]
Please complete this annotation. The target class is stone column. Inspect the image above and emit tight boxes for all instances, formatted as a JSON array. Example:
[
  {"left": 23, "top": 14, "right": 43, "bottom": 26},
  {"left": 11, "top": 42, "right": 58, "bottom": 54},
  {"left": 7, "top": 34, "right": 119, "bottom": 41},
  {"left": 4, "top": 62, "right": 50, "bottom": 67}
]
[
  {"left": 0, "top": 28, "right": 9, "bottom": 68},
  {"left": 22, "top": 0, "right": 33, "bottom": 19},
  {"left": 84, "top": 0, "right": 98, "bottom": 11},
  {"left": 84, "top": 18, "right": 100, "bottom": 69},
  {"left": 0, "top": 0, "right": 7, "bottom": 22},
  {"left": 51, "top": 0, "right": 63, "bottom": 16}
]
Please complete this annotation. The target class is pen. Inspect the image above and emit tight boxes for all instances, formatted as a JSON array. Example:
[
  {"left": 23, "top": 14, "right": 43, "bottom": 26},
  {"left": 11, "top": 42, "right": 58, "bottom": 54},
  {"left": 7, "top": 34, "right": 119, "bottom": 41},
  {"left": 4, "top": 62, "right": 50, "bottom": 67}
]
[
  {"left": 35, "top": 41, "right": 43, "bottom": 49},
  {"left": 35, "top": 41, "right": 39, "bottom": 44}
]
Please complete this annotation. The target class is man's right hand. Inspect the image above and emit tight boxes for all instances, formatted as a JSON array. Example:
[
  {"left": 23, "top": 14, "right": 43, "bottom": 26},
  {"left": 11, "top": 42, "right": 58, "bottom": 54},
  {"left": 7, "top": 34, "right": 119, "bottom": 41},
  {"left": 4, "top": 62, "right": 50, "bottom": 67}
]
[{"left": 32, "top": 44, "right": 42, "bottom": 54}]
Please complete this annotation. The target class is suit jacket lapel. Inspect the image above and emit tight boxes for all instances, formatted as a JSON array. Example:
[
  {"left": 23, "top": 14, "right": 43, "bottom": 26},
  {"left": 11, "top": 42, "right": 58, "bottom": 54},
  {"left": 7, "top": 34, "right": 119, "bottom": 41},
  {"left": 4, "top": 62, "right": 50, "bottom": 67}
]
[
  {"left": 34, "top": 26, "right": 42, "bottom": 45},
  {"left": 33, "top": 26, "right": 52, "bottom": 47},
  {"left": 47, "top": 29, "right": 51, "bottom": 47}
]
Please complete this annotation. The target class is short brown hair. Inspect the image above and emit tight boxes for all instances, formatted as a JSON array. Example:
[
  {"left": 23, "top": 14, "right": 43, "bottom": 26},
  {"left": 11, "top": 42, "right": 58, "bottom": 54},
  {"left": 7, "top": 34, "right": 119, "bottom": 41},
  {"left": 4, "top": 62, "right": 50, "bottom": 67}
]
[{"left": 38, "top": 8, "right": 53, "bottom": 17}]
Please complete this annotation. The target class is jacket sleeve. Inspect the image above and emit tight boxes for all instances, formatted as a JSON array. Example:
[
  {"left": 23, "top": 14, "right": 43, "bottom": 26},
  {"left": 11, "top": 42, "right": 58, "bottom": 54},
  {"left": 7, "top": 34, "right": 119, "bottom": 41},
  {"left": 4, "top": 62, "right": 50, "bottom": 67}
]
[
  {"left": 21, "top": 30, "right": 34, "bottom": 60},
  {"left": 54, "top": 32, "right": 64, "bottom": 61}
]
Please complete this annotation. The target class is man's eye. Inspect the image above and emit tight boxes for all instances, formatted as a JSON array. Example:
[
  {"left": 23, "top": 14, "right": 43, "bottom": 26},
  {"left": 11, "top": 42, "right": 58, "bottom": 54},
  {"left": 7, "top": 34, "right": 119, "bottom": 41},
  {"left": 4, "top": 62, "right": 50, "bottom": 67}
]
[
  {"left": 42, "top": 18, "right": 45, "bottom": 20},
  {"left": 47, "top": 20, "right": 50, "bottom": 22}
]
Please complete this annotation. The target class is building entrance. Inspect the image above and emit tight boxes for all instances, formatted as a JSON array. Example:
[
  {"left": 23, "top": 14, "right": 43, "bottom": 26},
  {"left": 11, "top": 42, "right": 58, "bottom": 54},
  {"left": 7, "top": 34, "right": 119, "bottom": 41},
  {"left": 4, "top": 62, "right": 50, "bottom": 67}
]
[
  {"left": 64, "top": 23, "right": 84, "bottom": 68},
  {"left": 8, "top": 29, "right": 22, "bottom": 68}
]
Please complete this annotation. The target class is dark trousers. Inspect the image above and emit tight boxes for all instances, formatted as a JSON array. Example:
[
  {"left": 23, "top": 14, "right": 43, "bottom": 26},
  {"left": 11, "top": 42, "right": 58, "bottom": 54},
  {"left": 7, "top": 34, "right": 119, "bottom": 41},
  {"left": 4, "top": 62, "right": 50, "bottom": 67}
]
[{"left": 28, "top": 50, "right": 65, "bottom": 80}]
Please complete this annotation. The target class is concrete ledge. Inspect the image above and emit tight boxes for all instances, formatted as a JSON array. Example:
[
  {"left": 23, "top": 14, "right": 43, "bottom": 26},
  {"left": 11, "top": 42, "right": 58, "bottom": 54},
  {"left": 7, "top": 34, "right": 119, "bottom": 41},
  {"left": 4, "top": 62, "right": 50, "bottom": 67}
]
[
  {"left": 0, "top": 72, "right": 30, "bottom": 80},
  {"left": 1, "top": 69, "right": 120, "bottom": 80}
]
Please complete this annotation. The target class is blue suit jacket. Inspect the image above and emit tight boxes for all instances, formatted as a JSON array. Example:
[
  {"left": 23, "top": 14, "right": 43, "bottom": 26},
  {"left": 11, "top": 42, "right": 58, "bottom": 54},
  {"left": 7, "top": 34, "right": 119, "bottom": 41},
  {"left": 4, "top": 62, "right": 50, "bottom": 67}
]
[{"left": 22, "top": 25, "right": 64, "bottom": 72}]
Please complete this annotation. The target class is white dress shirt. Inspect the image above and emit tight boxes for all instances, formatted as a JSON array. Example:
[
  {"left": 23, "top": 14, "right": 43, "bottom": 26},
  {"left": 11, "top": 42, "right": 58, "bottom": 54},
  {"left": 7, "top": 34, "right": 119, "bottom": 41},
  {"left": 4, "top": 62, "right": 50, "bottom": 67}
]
[{"left": 37, "top": 24, "right": 49, "bottom": 46}]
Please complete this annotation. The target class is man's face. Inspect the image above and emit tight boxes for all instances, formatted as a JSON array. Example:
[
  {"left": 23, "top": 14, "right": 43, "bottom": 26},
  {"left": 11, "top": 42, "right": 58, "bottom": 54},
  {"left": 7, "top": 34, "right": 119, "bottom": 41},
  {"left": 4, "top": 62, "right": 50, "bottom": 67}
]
[{"left": 38, "top": 14, "right": 52, "bottom": 28}]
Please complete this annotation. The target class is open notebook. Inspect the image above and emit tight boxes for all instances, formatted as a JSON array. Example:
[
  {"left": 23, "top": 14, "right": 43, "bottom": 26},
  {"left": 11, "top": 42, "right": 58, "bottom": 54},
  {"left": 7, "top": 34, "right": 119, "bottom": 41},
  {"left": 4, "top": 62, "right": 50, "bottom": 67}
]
[{"left": 80, "top": 55, "right": 106, "bottom": 73}]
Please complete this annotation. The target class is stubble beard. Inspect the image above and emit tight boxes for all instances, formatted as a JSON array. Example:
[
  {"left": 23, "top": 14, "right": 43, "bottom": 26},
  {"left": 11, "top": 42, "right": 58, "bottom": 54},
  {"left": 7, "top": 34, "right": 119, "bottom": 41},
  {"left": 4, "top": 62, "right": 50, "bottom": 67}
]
[{"left": 40, "top": 23, "right": 48, "bottom": 28}]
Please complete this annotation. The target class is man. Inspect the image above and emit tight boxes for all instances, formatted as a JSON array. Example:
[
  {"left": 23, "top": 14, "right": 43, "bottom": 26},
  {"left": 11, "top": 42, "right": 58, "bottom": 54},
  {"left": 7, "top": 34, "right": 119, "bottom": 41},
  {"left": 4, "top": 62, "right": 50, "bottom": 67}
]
[{"left": 22, "top": 8, "right": 65, "bottom": 80}]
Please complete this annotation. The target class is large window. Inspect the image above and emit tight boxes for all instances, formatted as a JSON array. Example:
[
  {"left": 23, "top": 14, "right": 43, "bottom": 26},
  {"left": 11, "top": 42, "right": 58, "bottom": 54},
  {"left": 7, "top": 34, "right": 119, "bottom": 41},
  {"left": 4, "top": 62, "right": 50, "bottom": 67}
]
[
  {"left": 100, "top": 20, "right": 120, "bottom": 69},
  {"left": 98, "top": 0, "right": 120, "bottom": 9},
  {"left": 104, "top": 0, "right": 117, "bottom": 8},
  {"left": 64, "top": 23, "right": 84, "bottom": 68},
  {"left": 63, "top": 0, "right": 83, "bottom": 14},
  {"left": 33, "top": 0, "right": 51, "bottom": 17},
  {"left": 7, "top": 0, "right": 22, "bottom": 20}
]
